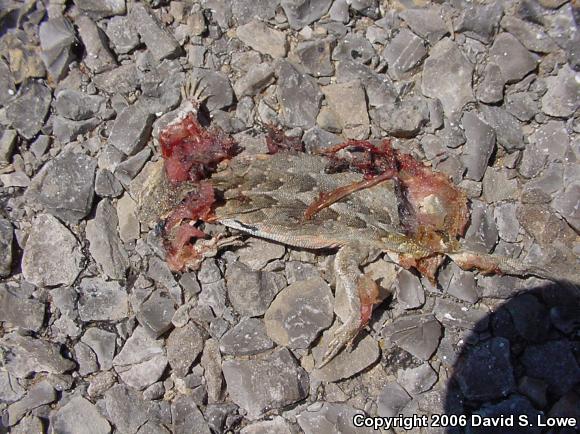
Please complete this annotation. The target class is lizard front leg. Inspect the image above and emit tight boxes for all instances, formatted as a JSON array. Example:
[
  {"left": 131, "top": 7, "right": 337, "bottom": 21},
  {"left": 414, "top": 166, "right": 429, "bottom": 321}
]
[{"left": 319, "top": 242, "right": 383, "bottom": 367}]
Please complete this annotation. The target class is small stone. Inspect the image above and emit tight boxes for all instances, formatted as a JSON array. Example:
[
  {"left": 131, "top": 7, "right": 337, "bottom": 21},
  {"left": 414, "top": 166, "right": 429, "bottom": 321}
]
[
  {"left": 0, "top": 369, "right": 24, "bottom": 402},
  {"left": 6, "top": 81, "right": 51, "bottom": 140},
  {"left": 55, "top": 89, "right": 105, "bottom": 121},
  {"left": 521, "top": 340, "right": 580, "bottom": 396},
  {"left": 74, "top": 0, "right": 126, "bottom": 19},
  {"left": 232, "top": 0, "right": 278, "bottom": 25},
  {"left": 500, "top": 16, "right": 557, "bottom": 54},
  {"left": 95, "top": 169, "right": 123, "bottom": 197},
  {"left": 114, "top": 147, "right": 152, "bottom": 187},
  {"left": 519, "top": 121, "right": 569, "bottom": 178},
  {"left": 7, "top": 381, "right": 56, "bottom": 426},
  {"left": 382, "top": 314, "right": 442, "bottom": 361},
  {"left": 336, "top": 60, "right": 397, "bottom": 108},
  {"left": 476, "top": 63, "right": 505, "bottom": 104},
  {"left": 86, "top": 200, "right": 129, "bottom": 280},
  {"left": 297, "top": 403, "right": 374, "bottom": 434},
  {"left": 464, "top": 200, "right": 498, "bottom": 252},
  {"left": 0, "top": 286, "right": 45, "bottom": 331},
  {"left": 382, "top": 28, "right": 427, "bottom": 80},
  {"left": 0, "top": 59, "right": 16, "bottom": 106},
  {"left": 277, "top": 60, "right": 322, "bottom": 128},
  {"left": 76, "top": 15, "right": 117, "bottom": 73},
  {"left": 322, "top": 80, "right": 369, "bottom": 139},
  {"left": 81, "top": 327, "right": 117, "bottom": 370},
  {"left": 265, "top": 277, "right": 333, "bottom": 349},
  {"left": 27, "top": 152, "right": 96, "bottom": 223},
  {"left": 147, "top": 256, "right": 181, "bottom": 299},
  {"left": 396, "top": 269, "right": 425, "bottom": 309},
  {"left": 21, "top": 214, "right": 83, "bottom": 287},
  {"left": 312, "top": 324, "right": 380, "bottom": 382},
  {"left": 104, "top": 385, "right": 155, "bottom": 433},
  {"left": 93, "top": 63, "right": 139, "bottom": 95},
  {"left": 78, "top": 277, "right": 128, "bottom": 321},
  {"left": 455, "top": 1, "right": 503, "bottom": 44},
  {"left": 552, "top": 183, "right": 580, "bottom": 232},
  {"left": 38, "top": 17, "right": 76, "bottom": 80},
  {"left": 541, "top": 65, "right": 579, "bottom": 118},
  {"left": 1, "top": 332, "right": 75, "bottom": 378},
  {"left": 397, "top": 363, "right": 438, "bottom": 397},
  {"left": 233, "top": 63, "right": 275, "bottom": 98},
  {"left": 0, "top": 219, "right": 14, "bottom": 276},
  {"left": 236, "top": 20, "right": 287, "bottom": 58},
  {"left": 376, "top": 98, "right": 429, "bottom": 138},
  {"left": 188, "top": 68, "right": 235, "bottom": 112},
  {"left": 136, "top": 289, "right": 176, "bottom": 337},
  {"left": 75, "top": 341, "right": 99, "bottom": 376},
  {"left": 11, "top": 416, "right": 44, "bottom": 434},
  {"left": 116, "top": 193, "right": 140, "bottom": 242},
  {"left": 518, "top": 376, "right": 548, "bottom": 408},
  {"left": 479, "top": 104, "right": 524, "bottom": 152},
  {"left": 494, "top": 202, "right": 520, "bottom": 242},
  {"left": 377, "top": 382, "right": 412, "bottom": 418},
  {"left": 222, "top": 348, "right": 309, "bottom": 419},
  {"left": 399, "top": 7, "right": 447, "bottom": 45},
  {"left": 106, "top": 16, "right": 140, "bottom": 54},
  {"left": 422, "top": 38, "right": 474, "bottom": 117},
  {"left": 52, "top": 396, "right": 111, "bottom": 434},
  {"left": 0, "top": 129, "right": 17, "bottom": 164},
  {"left": 131, "top": 3, "right": 182, "bottom": 61},
  {"left": 439, "top": 262, "right": 480, "bottom": 303},
  {"left": 172, "top": 396, "right": 212, "bottom": 434},
  {"left": 482, "top": 167, "right": 519, "bottom": 203},
  {"left": 167, "top": 322, "right": 205, "bottom": 377},
  {"left": 332, "top": 33, "right": 375, "bottom": 64},
  {"left": 226, "top": 262, "right": 286, "bottom": 317},
  {"left": 113, "top": 326, "right": 167, "bottom": 390},
  {"left": 220, "top": 317, "right": 274, "bottom": 356},
  {"left": 294, "top": 39, "right": 334, "bottom": 77},
  {"left": 281, "top": 0, "right": 333, "bottom": 29},
  {"left": 53, "top": 116, "right": 101, "bottom": 143},
  {"left": 505, "top": 92, "right": 539, "bottom": 122},
  {"left": 455, "top": 337, "right": 515, "bottom": 402},
  {"left": 489, "top": 33, "right": 537, "bottom": 84},
  {"left": 237, "top": 237, "right": 286, "bottom": 270},
  {"left": 198, "top": 280, "right": 227, "bottom": 317},
  {"left": 461, "top": 112, "right": 496, "bottom": 181},
  {"left": 433, "top": 298, "right": 488, "bottom": 330},
  {"left": 240, "top": 416, "right": 293, "bottom": 434},
  {"left": 109, "top": 105, "right": 154, "bottom": 156}
]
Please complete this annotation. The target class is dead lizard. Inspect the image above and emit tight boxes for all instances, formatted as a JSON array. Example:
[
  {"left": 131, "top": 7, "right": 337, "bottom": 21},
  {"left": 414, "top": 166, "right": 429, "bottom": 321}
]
[{"left": 137, "top": 108, "right": 580, "bottom": 368}]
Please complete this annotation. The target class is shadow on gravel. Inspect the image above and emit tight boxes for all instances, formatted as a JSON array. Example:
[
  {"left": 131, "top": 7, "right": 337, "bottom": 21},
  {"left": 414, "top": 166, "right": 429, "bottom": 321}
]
[{"left": 444, "top": 282, "right": 580, "bottom": 434}]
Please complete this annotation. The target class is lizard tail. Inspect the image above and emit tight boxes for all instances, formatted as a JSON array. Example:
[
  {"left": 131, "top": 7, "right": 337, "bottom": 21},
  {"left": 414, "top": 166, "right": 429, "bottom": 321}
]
[{"left": 447, "top": 251, "right": 580, "bottom": 286}]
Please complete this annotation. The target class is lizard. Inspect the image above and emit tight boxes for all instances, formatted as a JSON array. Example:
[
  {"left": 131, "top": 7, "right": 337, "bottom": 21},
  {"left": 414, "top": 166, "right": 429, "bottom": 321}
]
[{"left": 137, "top": 105, "right": 580, "bottom": 367}]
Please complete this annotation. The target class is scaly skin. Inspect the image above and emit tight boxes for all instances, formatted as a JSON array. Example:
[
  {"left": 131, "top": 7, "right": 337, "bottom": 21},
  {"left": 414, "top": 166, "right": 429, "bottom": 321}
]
[{"left": 138, "top": 151, "right": 580, "bottom": 367}]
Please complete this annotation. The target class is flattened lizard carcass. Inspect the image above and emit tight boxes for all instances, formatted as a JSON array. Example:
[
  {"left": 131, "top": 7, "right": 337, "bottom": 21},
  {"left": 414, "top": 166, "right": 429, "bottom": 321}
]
[{"left": 137, "top": 107, "right": 580, "bottom": 367}]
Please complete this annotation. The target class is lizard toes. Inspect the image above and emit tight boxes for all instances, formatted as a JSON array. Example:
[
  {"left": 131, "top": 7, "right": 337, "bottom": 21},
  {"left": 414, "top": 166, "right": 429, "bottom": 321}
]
[{"left": 318, "top": 320, "right": 361, "bottom": 368}]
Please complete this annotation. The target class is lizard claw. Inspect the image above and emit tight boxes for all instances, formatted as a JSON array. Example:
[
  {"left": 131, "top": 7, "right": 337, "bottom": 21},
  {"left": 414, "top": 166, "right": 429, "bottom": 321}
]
[{"left": 318, "top": 319, "right": 361, "bottom": 368}]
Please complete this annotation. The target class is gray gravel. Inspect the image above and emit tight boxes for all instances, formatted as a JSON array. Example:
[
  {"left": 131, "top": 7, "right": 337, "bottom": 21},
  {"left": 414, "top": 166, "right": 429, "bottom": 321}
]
[{"left": 1, "top": 0, "right": 579, "bottom": 432}]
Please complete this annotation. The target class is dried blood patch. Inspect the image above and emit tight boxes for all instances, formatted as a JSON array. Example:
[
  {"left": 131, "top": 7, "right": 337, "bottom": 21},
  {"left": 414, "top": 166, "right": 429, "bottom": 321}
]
[{"left": 159, "top": 113, "right": 237, "bottom": 271}]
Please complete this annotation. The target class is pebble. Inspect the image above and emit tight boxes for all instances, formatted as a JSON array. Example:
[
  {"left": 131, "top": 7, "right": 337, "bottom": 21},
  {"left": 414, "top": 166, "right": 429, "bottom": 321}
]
[
  {"left": 74, "top": 0, "right": 125, "bottom": 19},
  {"left": 6, "top": 81, "right": 52, "bottom": 139},
  {"left": 108, "top": 105, "right": 155, "bottom": 156},
  {"left": 219, "top": 317, "right": 274, "bottom": 356},
  {"left": 38, "top": 17, "right": 76, "bottom": 80},
  {"left": 86, "top": 199, "right": 129, "bottom": 280},
  {"left": 489, "top": 32, "right": 537, "bottom": 84},
  {"left": 400, "top": 7, "right": 447, "bottom": 45},
  {"left": 167, "top": 322, "right": 205, "bottom": 377},
  {"left": 236, "top": 20, "right": 288, "bottom": 58},
  {"left": 81, "top": 327, "right": 117, "bottom": 370},
  {"left": 281, "top": 0, "right": 333, "bottom": 29},
  {"left": 294, "top": 39, "right": 334, "bottom": 77},
  {"left": 382, "top": 314, "right": 442, "bottom": 361},
  {"left": 541, "top": 65, "right": 579, "bottom": 118},
  {"left": 78, "top": 277, "right": 128, "bottom": 321},
  {"left": 422, "top": 38, "right": 474, "bottom": 117},
  {"left": 297, "top": 403, "right": 374, "bottom": 434},
  {"left": 455, "top": 1, "right": 503, "bottom": 44},
  {"left": 21, "top": 214, "right": 83, "bottom": 287},
  {"left": 277, "top": 60, "right": 322, "bottom": 128},
  {"left": 377, "top": 382, "right": 412, "bottom": 418},
  {"left": 131, "top": 3, "right": 182, "bottom": 61},
  {"left": 0, "top": 219, "right": 14, "bottom": 276},
  {"left": 226, "top": 262, "right": 286, "bottom": 317},
  {"left": 106, "top": 16, "right": 140, "bottom": 55},
  {"left": 322, "top": 80, "right": 369, "bottom": 139},
  {"left": 265, "top": 277, "right": 333, "bottom": 349},
  {"left": 76, "top": 15, "right": 117, "bottom": 73},
  {"left": 222, "top": 348, "right": 309, "bottom": 419},
  {"left": 233, "top": 63, "right": 275, "bottom": 98},
  {"left": 461, "top": 111, "right": 496, "bottom": 181},
  {"left": 382, "top": 28, "right": 427, "bottom": 81},
  {"left": 0, "top": 285, "right": 45, "bottom": 331}
]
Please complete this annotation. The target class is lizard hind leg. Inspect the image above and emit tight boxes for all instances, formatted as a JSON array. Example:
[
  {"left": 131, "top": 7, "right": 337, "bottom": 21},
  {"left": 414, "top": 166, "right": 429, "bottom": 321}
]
[{"left": 319, "top": 243, "right": 383, "bottom": 367}]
